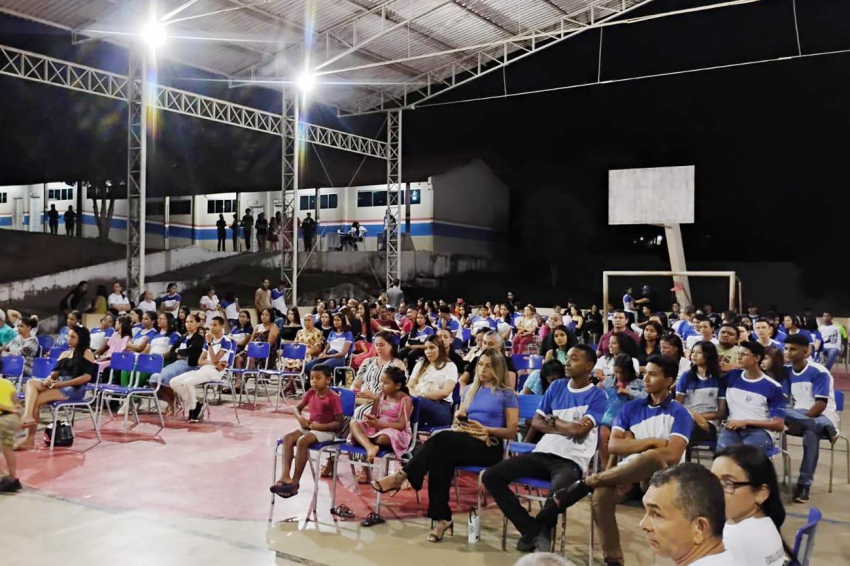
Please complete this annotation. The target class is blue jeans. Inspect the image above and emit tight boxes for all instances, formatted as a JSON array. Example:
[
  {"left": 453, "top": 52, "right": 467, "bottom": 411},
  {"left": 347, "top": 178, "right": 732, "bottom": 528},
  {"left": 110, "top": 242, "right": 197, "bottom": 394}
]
[
  {"left": 149, "top": 360, "right": 191, "bottom": 387},
  {"left": 785, "top": 408, "right": 837, "bottom": 487},
  {"left": 304, "top": 355, "right": 346, "bottom": 375},
  {"left": 823, "top": 348, "right": 841, "bottom": 370},
  {"left": 416, "top": 398, "right": 453, "bottom": 428},
  {"left": 716, "top": 427, "right": 773, "bottom": 454}
]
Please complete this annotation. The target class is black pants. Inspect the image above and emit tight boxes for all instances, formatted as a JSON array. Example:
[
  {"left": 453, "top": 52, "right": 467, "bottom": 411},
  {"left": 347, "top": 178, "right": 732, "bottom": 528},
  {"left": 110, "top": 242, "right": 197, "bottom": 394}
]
[
  {"left": 482, "top": 452, "right": 583, "bottom": 536},
  {"left": 404, "top": 431, "right": 503, "bottom": 521},
  {"left": 49, "top": 222, "right": 58, "bottom": 235},
  {"left": 217, "top": 231, "right": 226, "bottom": 251},
  {"left": 243, "top": 230, "right": 252, "bottom": 252},
  {"left": 232, "top": 232, "right": 238, "bottom": 251},
  {"left": 65, "top": 223, "right": 75, "bottom": 236}
]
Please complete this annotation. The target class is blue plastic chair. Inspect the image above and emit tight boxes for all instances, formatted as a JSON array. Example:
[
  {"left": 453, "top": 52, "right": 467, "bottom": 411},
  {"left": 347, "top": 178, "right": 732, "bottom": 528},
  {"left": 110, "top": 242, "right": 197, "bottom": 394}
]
[
  {"left": 269, "top": 387, "right": 355, "bottom": 524},
  {"left": 233, "top": 341, "right": 271, "bottom": 405},
  {"left": 511, "top": 354, "right": 543, "bottom": 392},
  {"left": 828, "top": 390, "right": 849, "bottom": 492},
  {"left": 792, "top": 507, "right": 822, "bottom": 566},
  {"left": 98, "top": 353, "right": 165, "bottom": 432},
  {"left": 1, "top": 355, "right": 25, "bottom": 388},
  {"left": 261, "top": 342, "right": 308, "bottom": 410},
  {"left": 46, "top": 365, "right": 102, "bottom": 450},
  {"left": 36, "top": 335, "right": 54, "bottom": 357},
  {"left": 507, "top": 394, "right": 544, "bottom": 456},
  {"left": 20, "top": 357, "right": 55, "bottom": 389},
  {"left": 47, "top": 348, "right": 66, "bottom": 363}
]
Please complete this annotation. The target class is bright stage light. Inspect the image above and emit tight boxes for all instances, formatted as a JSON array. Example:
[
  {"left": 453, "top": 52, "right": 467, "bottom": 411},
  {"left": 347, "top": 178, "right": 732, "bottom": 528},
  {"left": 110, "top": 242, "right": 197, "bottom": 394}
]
[
  {"left": 297, "top": 72, "right": 315, "bottom": 92},
  {"left": 141, "top": 21, "right": 167, "bottom": 48}
]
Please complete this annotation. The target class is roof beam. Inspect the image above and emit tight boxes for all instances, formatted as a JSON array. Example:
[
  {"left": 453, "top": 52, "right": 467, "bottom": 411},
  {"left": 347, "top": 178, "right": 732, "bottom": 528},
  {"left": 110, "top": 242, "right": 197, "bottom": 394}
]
[
  {"left": 333, "top": 0, "right": 459, "bottom": 52},
  {"left": 449, "top": 0, "right": 519, "bottom": 36}
]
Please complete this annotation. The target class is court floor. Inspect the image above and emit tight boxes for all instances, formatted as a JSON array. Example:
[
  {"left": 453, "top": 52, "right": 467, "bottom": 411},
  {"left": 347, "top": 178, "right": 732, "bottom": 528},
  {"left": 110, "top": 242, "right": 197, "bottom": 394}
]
[{"left": 1, "top": 400, "right": 848, "bottom": 566}]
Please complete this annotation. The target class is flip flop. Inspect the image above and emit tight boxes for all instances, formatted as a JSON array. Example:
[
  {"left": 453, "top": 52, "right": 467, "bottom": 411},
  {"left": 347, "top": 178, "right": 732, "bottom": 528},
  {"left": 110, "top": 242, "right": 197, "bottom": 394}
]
[
  {"left": 269, "top": 482, "right": 296, "bottom": 496},
  {"left": 361, "top": 512, "right": 386, "bottom": 527},
  {"left": 330, "top": 504, "right": 355, "bottom": 520}
]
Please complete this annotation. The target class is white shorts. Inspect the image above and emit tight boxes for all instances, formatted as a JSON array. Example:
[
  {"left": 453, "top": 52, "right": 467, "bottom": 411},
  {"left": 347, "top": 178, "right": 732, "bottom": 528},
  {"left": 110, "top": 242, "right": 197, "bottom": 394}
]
[{"left": 298, "top": 427, "right": 336, "bottom": 443}]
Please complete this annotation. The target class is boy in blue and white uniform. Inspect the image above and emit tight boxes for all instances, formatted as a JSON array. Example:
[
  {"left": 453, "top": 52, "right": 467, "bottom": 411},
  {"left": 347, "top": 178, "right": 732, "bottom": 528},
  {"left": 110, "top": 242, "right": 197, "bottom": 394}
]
[
  {"left": 716, "top": 341, "right": 786, "bottom": 453},
  {"left": 271, "top": 280, "right": 288, "bottom": 318},
  {"left": 483, "top": 344, "right": 606, "bottom": 553},
  {"left": 551, "top": 355, "right": 693, "bottom": 566},
  {"left": 783, "top": 334, "right": 839, "bottom": 502},
  {"left": 470, "top": 305, "right": 497, "bottom": 332},
  {"left": 160, "top": 283, "right": 182, "bottom": 317}
]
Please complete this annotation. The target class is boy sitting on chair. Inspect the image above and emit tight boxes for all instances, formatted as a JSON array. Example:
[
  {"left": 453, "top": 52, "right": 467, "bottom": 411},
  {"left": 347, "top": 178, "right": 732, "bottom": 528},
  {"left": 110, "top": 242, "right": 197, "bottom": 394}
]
[
  {"left": 270, "top": 364, "right": 343, "bottom": 498},
  {"left": 0, "top": 367, "right": 22, "bottom": 493}
]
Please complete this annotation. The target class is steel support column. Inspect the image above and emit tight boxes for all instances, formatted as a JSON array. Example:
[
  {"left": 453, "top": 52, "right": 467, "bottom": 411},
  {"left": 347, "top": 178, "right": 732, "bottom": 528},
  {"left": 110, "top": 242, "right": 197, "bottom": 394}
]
[
  {"left": 385, "top": 109, "right": 402, "bottom": 289},
  {"left": 281, "top": 89, "right": 300, "bottom": 307},
  {"left": 126, "top": 46, "right": 148, "bottom": 298}
]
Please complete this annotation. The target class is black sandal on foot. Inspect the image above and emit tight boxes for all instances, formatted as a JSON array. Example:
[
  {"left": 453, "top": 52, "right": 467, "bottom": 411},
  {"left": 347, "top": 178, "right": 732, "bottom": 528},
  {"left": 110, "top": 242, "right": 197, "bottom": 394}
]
[
  {"left": 361, "top": 512, "right": 386, "bottom": 527},
  {"left": 330, "top": 504, "right": 355, "bottom": 520}
]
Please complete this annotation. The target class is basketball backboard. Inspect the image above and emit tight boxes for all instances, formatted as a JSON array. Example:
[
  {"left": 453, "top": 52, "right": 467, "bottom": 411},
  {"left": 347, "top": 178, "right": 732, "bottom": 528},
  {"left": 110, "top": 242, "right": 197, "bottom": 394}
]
[{"left": 608, "top": 165, "right": 695, "bottom": 226}]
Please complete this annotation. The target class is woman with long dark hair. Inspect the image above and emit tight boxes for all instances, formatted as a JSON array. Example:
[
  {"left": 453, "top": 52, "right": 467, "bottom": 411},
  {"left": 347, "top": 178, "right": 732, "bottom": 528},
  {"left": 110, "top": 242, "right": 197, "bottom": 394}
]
[
  {"left": 761, "top": 346, "right": 789, "bottom": 385},
  {"left": 597, "top": 352, "right": 646, "bottom": 468},
  {"left": 676, "top": 341, "right": 725, "bottom": 449},
  {"left": 304, "top": 312, "right": 353, "bottom": 374},
  {"left": 17, "top": 326, "right": 96, "bottom": 450},
  {"left": 592, "top": 332, "right": 640, "bottom": 380},
  {"left": 406, "top": 335, "right": 458, "bottom": 427},
  {"left": 638, "top": 321, "right": 663, "bottom": 369},
  {"left": 660, "top": 333, "right": 690, "bottom": 375},
  {"left": 711, "top": 444, "right": 795, "bottom": 566}
]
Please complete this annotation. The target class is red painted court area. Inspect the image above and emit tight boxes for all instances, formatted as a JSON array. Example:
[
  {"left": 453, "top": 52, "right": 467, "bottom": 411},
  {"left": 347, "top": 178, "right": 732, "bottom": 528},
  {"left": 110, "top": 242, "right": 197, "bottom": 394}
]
[{"left": 13, "top": 402, "right": 472, "bottom": 523}]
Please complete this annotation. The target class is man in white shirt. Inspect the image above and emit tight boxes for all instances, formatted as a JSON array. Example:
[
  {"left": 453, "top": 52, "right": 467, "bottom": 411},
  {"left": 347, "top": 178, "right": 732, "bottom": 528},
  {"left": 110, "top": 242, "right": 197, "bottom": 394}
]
[
  {"left": 137, "top": 290, "right": 157, "bottom": 313},
  {"left": 160, "top": 283, "right": 182, "bottom": 316},
  {"left": 818, "top": 312, "right": 842, "bottom": 370},
  {"left": 107, "top": 281, "right": 131, "bottom": 313},
  {"left": 640, "top": 463, "right": 744, "bottom": 566}
]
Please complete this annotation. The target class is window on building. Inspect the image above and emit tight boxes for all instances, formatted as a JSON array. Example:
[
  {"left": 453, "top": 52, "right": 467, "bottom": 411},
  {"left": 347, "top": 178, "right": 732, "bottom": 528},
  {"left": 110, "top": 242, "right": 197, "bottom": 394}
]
[
  {"left": 299, "top": 194, "right": 337, "bottom": 210},
  {"left": 48, "top": 188, "right": 74, "bottom": 201},
  {"left": 0, "top": 193, "right": 6, "bottom": 204},
  {"left": 207, "top": 199, "right": 237, "bottom": 214},
  {"left": 357, "top": 189, "right": 420, "bottom": 207},
  {"left": 171, "top": 200, "right": 192, "bottom": 215},
  {"left": 147, "top": 201, "right": 165, "bottom": 216}
]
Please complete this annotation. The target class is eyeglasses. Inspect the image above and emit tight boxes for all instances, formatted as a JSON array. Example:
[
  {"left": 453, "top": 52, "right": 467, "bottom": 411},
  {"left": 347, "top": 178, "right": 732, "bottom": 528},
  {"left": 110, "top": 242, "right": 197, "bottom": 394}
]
[{"left": 719, "top": 478, "right": 753, "bottom": 494}]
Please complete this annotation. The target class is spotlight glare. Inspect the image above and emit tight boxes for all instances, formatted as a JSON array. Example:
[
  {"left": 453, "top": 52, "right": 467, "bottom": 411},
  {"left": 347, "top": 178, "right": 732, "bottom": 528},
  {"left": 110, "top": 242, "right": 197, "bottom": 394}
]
[
  {"left": 141, "top": 21, "right": 167, "bottom": 48},
  {"left": 297, "top": 72, "right": 315, "bottom": 92}
]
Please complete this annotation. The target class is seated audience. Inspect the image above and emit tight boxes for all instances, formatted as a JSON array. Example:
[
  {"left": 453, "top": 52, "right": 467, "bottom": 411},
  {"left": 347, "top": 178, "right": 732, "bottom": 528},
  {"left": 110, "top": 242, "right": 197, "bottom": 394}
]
[
  {"left": 674, "top": 305, "right": 697, "bottom": 341},
  {"left": 470, "top": 305, "right": 497, "bottom": 333},
  {"left": 753, "top": 317, "right": 784, "bottom": 351},
  {"left": 716, "top": 341, "right": 786, "bottom": 453},
  {"left": 598, "top": 353, "right": 647, "bottom": 469},
  {"left": 287, "top": 313, "right": 323, "bottom": 373},
  {"left": 94, "top": 316, "right": 133, "bottom": 379},
  {"left": 150, "top": 313, "right": 204, "bottom": 415},
  {"left": 318, "top": 311, "right": 334, "bottom": 341},
  {"left": 437, "top": 328, "right": 466, "bottom": 374},
  {"left": 711, "top": 444, "right": 794, "bottom": 566},
  {"left": 685, "top": 315, "right": 718, "bottom": 352},
  {"left": 170, "top": 317, "right": 233, "bottom": 423},
  {"left": 235, "top": 308, "right": 279, "bottom": 372},
  {"left": 511, "top": 305, "right": 539, "bottom": 355},
  {"left": 149, "top": 313, "right": 180, "bottom": 358},
  {"left": 17, "top": 326, "right": 96, "bottom": 450},
  {"left": 0, "top": 310, "right": 17, "bottom": 348},
  {"left": 482, "top": 345, "right": 606, "bottom": 553},
  {"left": 89, "top": 314, "right": 116, "bottom": 354},
  {"left": 593, "top": 332, "right": 640, "bottom": 381},
  {"left": 406, "top": 336, "right": 458, "bottom": 428},
  {"left": 270, "top": 365, "right": 342, "bottom": 498},
  {"left": 818, "top": 311, "right": 842, "bottom": 370},
  {"left": 278, "top": 307, "right": 302, "bottom": 342},
  {"left": 304, "top": 313, "right": 353, "bottom": 374},
  {"left": 640, "top": 463, "right": 743, "bottom": 566},
  {"left": 398, "top": 312, "right": 435, "bottom": 371},
  {"left": 783, "top": 315, "right": 812, "bottom": 355},
  {"left": 660, "top": 333, "right": 690, "bottom": 376},
  {"left": 0, "top": 317, "right": 39, "bottom": 377},
  {"left": 122, "top": 311, "right": 157, "bottom": 387},
  {"left": 350, "top": 332, "right": 407, "bottom": 420},
  {"left": 521, "top": 359, "right": 566, "bottom": 396},
  {"left": 638, "top": 321, "right": 663, "bottom": 370},
  {"left": 760, "top": 346, "right": 788, "bottom": 385},
  {"left": 175, "top": 306, "right": 191, "bottom": 335},
  {"left": 55, "top": 311, "right": 82, "bottom": 349},
  {"left": 373, "top": 349, "right": 518, "bottom": 541},
  {"left": 552, "top": 355, "right": 693, "bottom": 566},
  {"left": 716, "top": 322, "right": 741, "bottom": 371},
  {"left": 228, "top": 310, "right": 253, "bottom": 355},
  {"left": 464, "top": 327, "right": 487, "bottom": 362},
  {"left": 129, "top": 308, "right": 144, "bottom": 338},
  {"left": 544, "top": 325, "right": 575, "bottom": 365},
  {"left": 0, "top": 365, "right": 21, "bottom": 492},
  {"left": 783, "top": 333, "right": 839, "bottom": 503},
  {"left": 597, "top": 310, "right": 640, "bottom": 358},
  {"left": 676, "top": 341, "right": 724, "bottom": 452}
]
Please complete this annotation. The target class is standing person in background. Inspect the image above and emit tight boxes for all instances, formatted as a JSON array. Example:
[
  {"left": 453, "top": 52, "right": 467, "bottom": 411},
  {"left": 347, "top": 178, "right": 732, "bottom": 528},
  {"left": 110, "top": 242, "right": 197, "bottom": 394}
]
[
  {"left": 160, "top": 283, "right": 182, "bottom": 317},
  {"left": 255, "top": 279, "right": 272, "bottom": 314},
  {"left": 255, "top": 212, "right": 268, "bottom": 252},
  {"left": 230, "top": 213, "right": 240, "bottom": 252},
  {"left": 272, "top": 280, "right": 288, "bottom": 319},
  {"left": 268, "top": 214, "right": 280, "bottom": 251},
  {"left": 87, "top": 285, "right": 109, "bottom": 314},
  {"left": 136, "top": 290, "right": 157, "bottom": 313},
  {"left": 47, "top": 204, "right": 59, "bottom": 235},
  {"left": 199, "top": 287, "right": 220, "bottom": 329},
  {"left": 302, "top": 212, "right": 317, "bottom": 252},
  {"left": 819, "top": 312, "right": 842, "bottom": 370},
  {"left": 220, "top": 292, "right": 241, "bottom": 330},
  {"left": 216, "top": 214, "right": 227, "bottom": 251},
  {"left": 241, "top": 208, "right": 254, "bottom": 252},
  {"left": 107, "top": 281, "right": 132, "bottom": 314},
  {"left": 387, "top": 278, "right": 404, "bottom": 309},
  {"left": 64, "top": 205, "right": 76, "bottom": 236},
  {"left": 59, "top": 281, "right": 88, "bottom": 316}
]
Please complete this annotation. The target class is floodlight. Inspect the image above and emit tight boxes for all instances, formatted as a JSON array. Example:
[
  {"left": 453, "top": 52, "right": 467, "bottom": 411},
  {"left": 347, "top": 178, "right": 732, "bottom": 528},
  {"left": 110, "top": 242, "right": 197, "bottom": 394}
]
[
  {"left": 297, "top": 72, "right": 315, "bottom": 93},
  {"left": 141, "top": 20, "right": 167, "bottom": 48}
]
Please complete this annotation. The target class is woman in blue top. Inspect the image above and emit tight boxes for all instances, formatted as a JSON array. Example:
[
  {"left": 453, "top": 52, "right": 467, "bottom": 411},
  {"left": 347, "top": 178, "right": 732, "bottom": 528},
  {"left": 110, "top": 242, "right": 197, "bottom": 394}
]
[
  {"left": 305, "top": 312, "right": 352, "bottom": 374},
  {"left": 598, "top": 353, "right": 646, "bottom": 469},
  {"left": 129, "top": 308, "right": 144, "bottom": 339},
  {"left": 229, "top": 310, "right": 253, "bottom": 355},
  {"left": 148, "top": 313, "right": 181, "bottom": 358},
  {"left": 399, "top": 311, "right": 435, "bottom": 372},
  {"left": 55, "top": 311, "right": 82, "bottom": 349},
  {"left": 122, "top": 311, "right": 157, "bottom": 387},
  {"left": 676, "top": 341, "right": 725, "bottom": 451},
  {"left": 373, "top": 348, "right": 518, "bottom": 541}
]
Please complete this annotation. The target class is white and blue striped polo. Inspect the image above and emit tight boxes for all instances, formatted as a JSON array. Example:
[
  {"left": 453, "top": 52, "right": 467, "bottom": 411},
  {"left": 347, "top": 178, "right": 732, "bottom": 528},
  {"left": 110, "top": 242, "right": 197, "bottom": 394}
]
[
  {"left": 613, "top": 396, "right": 693, "bottom": 463},
  {"left": 721, "top": 370, "right": 786, "bottom": 426},
  {"left": 785, "top": 362, "right": 839, "bottom": 428}
]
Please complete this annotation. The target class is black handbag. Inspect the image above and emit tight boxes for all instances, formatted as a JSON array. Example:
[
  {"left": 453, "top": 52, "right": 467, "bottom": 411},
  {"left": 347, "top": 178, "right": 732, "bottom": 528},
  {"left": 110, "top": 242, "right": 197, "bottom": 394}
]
[{"left": 44, "top": 421, "right": 74, "bottom": 447}]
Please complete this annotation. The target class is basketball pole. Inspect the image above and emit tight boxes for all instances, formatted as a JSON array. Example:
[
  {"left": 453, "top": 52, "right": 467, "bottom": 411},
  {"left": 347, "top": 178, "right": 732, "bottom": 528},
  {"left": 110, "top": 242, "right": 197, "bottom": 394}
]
[{"left": 664, "top": 223, "right": 691, "bottom": 307}]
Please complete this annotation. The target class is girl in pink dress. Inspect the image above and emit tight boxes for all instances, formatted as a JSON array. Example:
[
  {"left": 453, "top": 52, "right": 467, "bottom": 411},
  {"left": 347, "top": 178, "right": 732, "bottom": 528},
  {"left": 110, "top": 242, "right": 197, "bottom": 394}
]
[{"left": 349, "top": 366, "right": 413, "bottom": 464}]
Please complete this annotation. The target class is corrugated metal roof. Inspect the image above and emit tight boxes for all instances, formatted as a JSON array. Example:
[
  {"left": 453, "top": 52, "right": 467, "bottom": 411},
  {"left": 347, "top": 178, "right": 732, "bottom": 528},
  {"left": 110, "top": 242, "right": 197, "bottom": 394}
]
[{"left": 0, "top": 0, "right": 645, "bottom": 113}]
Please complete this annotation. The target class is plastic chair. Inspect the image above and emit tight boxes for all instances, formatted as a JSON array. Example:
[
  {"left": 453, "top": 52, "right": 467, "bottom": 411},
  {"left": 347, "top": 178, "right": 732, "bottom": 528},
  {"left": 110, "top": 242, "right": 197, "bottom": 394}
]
[
  {"left": 828, "top": 390, "right": 849, "bottom": 493},
  {"left": 417, "top": 382, "right": 462, "bottom": 438},
  {"left": 47, "top": 348, "right": 66, "bottom": 363},
  {"left": 330, "top": 397, "right": 422, "bottom": 521},
  {"left": 511, "top": 354, "right": 543, "bottom": 392},
  {"left": 201, "top": 348, "right": 239, "bottom": 423},
  {"left": 505, "top": 394, "right": 543, "bottom": 456},
  {"left": 500, "top": 476, "right": 568, "bottom": 555},
  {"left": 792, "top": 507, "right": 822, "bottom": 566},
  {"left": 269, "top": 387, "right": 355, "bottom": 524},
  {"left": 767, "top": 431, "right": 793, "bottom": 503},
  {"left": 98, "top": 353, "right": 165, "bottom": 432},
  {"left": 36, "top": 335, "right": 54, "bottom": 357},
  {"left": 261, "top": 342, "right": 308, "bottom": 410},
  {"left": 1, "top": 355, "right": 25, "bottom": 388},
  {"left": 232, "top": 341, "right": 271, "bottom": 406},
  {"left": 46, "top": 365, "right": 102, "bottom": 450}
]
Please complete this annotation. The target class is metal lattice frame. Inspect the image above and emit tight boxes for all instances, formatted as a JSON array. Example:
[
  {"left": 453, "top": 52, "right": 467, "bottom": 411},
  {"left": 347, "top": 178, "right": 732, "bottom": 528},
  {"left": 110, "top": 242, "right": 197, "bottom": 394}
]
[
  {"left": 385, "top": 110, "right": 402, "bottom": 289},
  {"left": 126, "top": 48, "right": 146, "bottom": 298},
  {"left": 280, "top": 90, "right": 299, "bottom": 304}
]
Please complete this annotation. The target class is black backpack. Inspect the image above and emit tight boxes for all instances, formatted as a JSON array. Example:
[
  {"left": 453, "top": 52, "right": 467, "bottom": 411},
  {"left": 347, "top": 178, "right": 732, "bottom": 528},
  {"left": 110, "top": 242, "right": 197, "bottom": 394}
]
[{"left": 43, "top": 421, "right": 74, "bottom": 447}]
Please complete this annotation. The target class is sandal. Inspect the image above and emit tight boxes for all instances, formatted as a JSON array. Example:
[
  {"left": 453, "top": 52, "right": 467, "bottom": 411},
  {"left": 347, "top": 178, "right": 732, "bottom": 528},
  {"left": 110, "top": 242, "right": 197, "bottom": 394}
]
[
  {"left": 269, "top": 481, "right": 297, "bottom": 496},
  {"left": 330, "top": 504, "right": 355, "bottom": 520},
  {"left": 321, "top": 456, "right": 335, "bottom": 478},
  {"left": 361, "top": 512, "right": 386, "bottom": 528},
  {"left": 426, "top": 520, "right": 453, "bottom": 543},
  {"left": 371, "top": 470, "right": 406, "bottom": 497}
]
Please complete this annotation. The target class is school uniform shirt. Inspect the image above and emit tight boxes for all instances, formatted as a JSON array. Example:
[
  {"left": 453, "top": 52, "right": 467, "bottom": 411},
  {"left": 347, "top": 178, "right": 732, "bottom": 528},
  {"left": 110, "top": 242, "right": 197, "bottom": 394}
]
[
  {"left": 202, "top": 336, "right": 234, "bottom": 373},
  {"left": 786, "top": 328, "right": 812, "bottom": 344},
  {"left": 327, "top": 331, "right": 353, "bottom": 354},
  {"left": 137, "top": 300, "right": 157, "bottom": 313},
  {"left": 613, "top": 396, "right": 693, "bottom": 464},
  {"left": 592, "top": 355, "right": 640, "bottom": 379},
  {"left": 89, "top": 327, "right": 115, "bottom": 352},
  {"left": 688, "top": 552, "right": 745, "bottom": 566},
  {"left": 685, "top": 335, "right": 719, "bottom": 351},
  {"left": 785, "top": 361, "right": 839, "bottom": 428},
  {"left": 675, "top": 320, "right": 698, "bottom": 341},
  {"left": 149, "top": 330, "right": 181, "bottom": 356},
  {"left": 723, "top": 517, "right": 786, "bottom": 566},
  {"left": 820, "top": 323, "right": 842, "bottom": 351},
  {"left": 229, "top": 325, "right": 252, "bottom": 345},
  {"left": 133, "top": 328, "right": 158, "bottom": 349},
  {"left": 131, "top": 323, "right": 144, "bottom": 339},
  {"left": 271, "top": 288, "right": 288, "bottom": 315},
  {"left": 437, "top": 317, "right": 460, "bottom": 333},
  {"left": 160, "top": 293, "right": 182, "bottom": 315},
  {"left": 756, "top": 338, "right": 784, "bottom": 351},
  {"left": 221, "top": 300, "right": 240, "bottom": 321},
  {"left": 720, "top": 370, "right": 786, "bottom": 435},
  {"left": 676, "top": 371, "right": 721, "bottom": 423},
  {"left": 534, "top": 380, "right": 607, "bottom": 473},
  {"left": 471, "top": 316, "right": 497, "bottom": 332},
  {"left": 107, "top": 292, "right": 131, "bottom": 311},
  {"left": 408, "top": 326, "right": 435, "bottom": 344}
]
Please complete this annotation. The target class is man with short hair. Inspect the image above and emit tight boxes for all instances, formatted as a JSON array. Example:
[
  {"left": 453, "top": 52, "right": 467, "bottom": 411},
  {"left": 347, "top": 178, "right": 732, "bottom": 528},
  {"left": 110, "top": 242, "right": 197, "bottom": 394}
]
[
  {"left": 746, "top": 304, "right": 760, "bottom": 322},
  {"left": 64, "top": 205, "right": 76, "bottom": 236},
  {"left": 703, "top": 303, "right": 721, "bottom": 328},
  {"left": 552, "top": 355, "right": 693, "bottom": 566},
  {"left": 597, "top": 310, "right": 640, "bottom": 357},
  {"left": 753, "top": 317, "right": 783, "bottom": 350},
  {"left": 783, "top": 334, "right": 839, "bottom": 502},
  {"left": 715, "top": 323, "right": 740, "bottom": 371},
  {"left": 716, "top": 341, "right": 786, "bottom": 453},
  {"left": 669, "top": 302, "right": 681, "bottom": 322},
  {"left": 47, "top": 204, "right": 59, "bottom": 235},
  {"left": 387, "top": 278, "right": 404, "bottom": 309},
  {"left": 818, "top": 312, "right": 842, "bottom": 370},
  {"left": 254, "top": 279, "right": 272, "bottom": 314},
  {"left": 436, "top": 304, "right": 459, "bottom": 334},
  {"left": 399, "top": 306, "right": 416, "bottom": 337},
  {"left": 302, "top": 212, "right": 317, "bottom": 251},
  {"left": 685, "top": 316, "right": 718, "bottom": 351},
  {"left": 483, "top": 345, "right": 607, "bottom": 553},
  {"left": 241, "top": 208, "right": 254, "bottom": 252},
  {"left": 640, "top": 463, "right": 743, "bottom": 566}
]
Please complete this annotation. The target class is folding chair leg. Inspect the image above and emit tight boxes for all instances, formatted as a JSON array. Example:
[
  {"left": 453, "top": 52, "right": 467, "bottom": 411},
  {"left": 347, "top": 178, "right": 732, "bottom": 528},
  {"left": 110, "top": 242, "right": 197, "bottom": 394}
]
[
  {"left": 153, "top": 394, "right": 165, "bottom": 430},
  {"left": 502, "top": 515, "right": 508, "bottom": 551},
  {"left": 454, "top": 470, "right": 460, "bottom": 506},
  {"left": 375, "top": 458, "right": 388, "bottom": 516},
  {"left": 269, "top": 442, "right": 280, "bottom": 523},
  {"left": 49, "top": 406, "right": 59, "bottom": 451},
  {"left": 88, "top": 407, "right": 102, "bottom": 443}
]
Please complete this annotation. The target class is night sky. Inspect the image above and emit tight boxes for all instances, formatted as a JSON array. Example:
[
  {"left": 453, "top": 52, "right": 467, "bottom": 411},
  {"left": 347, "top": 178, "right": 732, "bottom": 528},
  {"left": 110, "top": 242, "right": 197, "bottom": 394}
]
[{"left": 1, "top": 0, "right": 849, "bottom": 308}]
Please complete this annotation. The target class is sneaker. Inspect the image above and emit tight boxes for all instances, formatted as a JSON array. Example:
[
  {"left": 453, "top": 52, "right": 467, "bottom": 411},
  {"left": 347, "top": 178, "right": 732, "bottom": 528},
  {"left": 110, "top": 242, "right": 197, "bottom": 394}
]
[
  {"left": 792, "top": 485, "right": 810, "bottom": 503},
  {"left": 187, "top": 404, "right": 201, "bottom": 422},
  {"left": 534, "top": 529, "right": 552, "bottom": 552},
  {"left": 0, "top": 477, "right": 22, "bottom": 493},
  {"left": 552, "top": 479, "right": 594, "bottom": 509},
  {"left": 516, "top": 533, "right": 537, "bottom": 553}
]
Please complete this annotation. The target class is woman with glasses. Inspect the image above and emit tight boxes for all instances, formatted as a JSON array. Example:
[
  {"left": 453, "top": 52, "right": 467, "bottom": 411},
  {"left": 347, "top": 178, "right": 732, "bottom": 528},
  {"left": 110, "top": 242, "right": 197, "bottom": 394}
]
[{"left": 711, "top": 444, "right": 794, "bottom": 566}]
